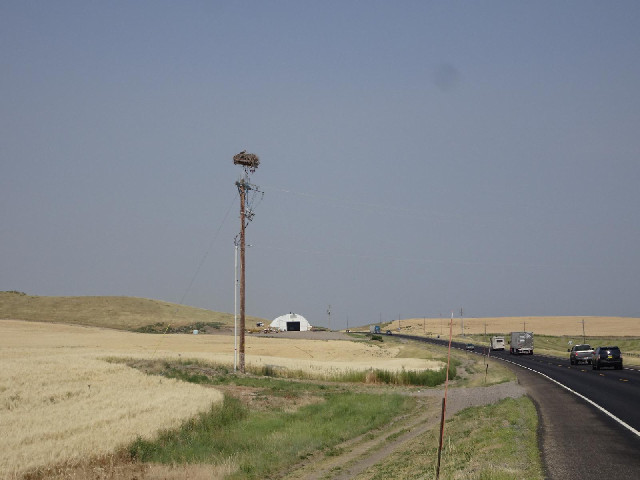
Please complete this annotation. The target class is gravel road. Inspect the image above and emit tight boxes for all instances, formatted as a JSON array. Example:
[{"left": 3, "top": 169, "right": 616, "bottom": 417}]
[{"left": 414, "top": 380, "right": 527, "bottom": 412}]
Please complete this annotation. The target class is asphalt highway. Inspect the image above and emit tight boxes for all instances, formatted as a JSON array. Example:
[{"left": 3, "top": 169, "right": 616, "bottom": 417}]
[
  {"left": 397, "top": 334, "right": 640, "bottom": 477},
  {"left": 490, "top": 349, "right": 640, "bottom": 432}
]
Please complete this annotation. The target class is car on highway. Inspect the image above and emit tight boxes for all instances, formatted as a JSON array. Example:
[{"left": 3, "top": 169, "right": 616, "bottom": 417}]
[
  {"left": 569, "top": 344, "right": 593, "bottom": 365},
  {"left": 385, "top": 330, "right": 392, "bottom": 335},
  {"left": 592, "top": 346, "right": 623, "bottom": 370},
  {"left": 465, "top": 343, "right": 474, "bottom": 351}
]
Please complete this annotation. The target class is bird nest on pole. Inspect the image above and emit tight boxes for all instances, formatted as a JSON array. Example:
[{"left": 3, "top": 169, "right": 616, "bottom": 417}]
[{"left": 233, "top": 151, "right": 260, "bottom": 173}]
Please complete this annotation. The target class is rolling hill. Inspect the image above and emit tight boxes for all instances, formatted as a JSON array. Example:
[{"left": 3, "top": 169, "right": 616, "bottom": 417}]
[{"left": 0, "top": 291, "right": 266, "bottom": 331}]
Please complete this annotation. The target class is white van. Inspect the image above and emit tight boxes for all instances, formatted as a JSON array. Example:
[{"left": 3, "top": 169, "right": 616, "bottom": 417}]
[{"left": 490, "top": 336, "right": 505, "bottom": 351}]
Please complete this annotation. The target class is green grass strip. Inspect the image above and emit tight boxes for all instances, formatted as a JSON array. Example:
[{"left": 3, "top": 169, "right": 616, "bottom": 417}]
[
  {"left": 128, "top": 392, "right": 411, "bottom": 479},
  {"left": 364, "top": 396, "right": 543, "bottom": 480},
  {"left": 150, "top": 357, "right": 457, "bottom": 387}
]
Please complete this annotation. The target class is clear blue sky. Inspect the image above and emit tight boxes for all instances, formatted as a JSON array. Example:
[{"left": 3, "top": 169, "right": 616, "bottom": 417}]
[{"left": 2, "top": 1, "right": 639, "bottom": 328}]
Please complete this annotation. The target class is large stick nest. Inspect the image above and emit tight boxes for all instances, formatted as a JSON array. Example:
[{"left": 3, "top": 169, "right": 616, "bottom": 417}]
[{"left": 233, "top": 151, "right": 260, "bottom": 169}]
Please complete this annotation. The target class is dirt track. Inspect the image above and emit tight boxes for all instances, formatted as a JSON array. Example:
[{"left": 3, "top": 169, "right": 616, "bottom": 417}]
[{"left": 281, "top": 381, "right": 527, "bottom": 479}]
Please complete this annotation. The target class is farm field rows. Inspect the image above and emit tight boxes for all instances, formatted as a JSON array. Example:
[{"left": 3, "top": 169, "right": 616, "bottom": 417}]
[
  {"left": 0, "top": 319, "right": 441, "bottom": 478},
  {"left": 4, "top": 307, "right": 635, "bottom": 478},
  {"left": 385, "top": 315, "right": 640, "bottom": 337},
  {"left": 383, "top": 316, "right": 640, "bottom": 364}
]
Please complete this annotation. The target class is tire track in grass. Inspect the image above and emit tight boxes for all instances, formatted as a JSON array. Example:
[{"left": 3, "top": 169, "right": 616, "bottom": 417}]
[{"left": 283, "top": 382, "right": 526, "bottom": 480}]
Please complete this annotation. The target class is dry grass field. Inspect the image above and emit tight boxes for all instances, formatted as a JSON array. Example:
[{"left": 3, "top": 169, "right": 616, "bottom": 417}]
[
  {"left": 382, "top": 315, "right": 640, "bottom": 365},
  {"left": 0, "top": 320, "right": 225, "bottom": 479},
  {"left": 0, "top": 319, "right": 441, "bottom": 478},
  {"left": 385, "top": 315, "right": 640, "bottom": 337},
  {"left": 0, "top": 292, "right": 264, "bottom": 330},
  {"left": 2, "top": 292, "right": 635, "bottom": 478}
]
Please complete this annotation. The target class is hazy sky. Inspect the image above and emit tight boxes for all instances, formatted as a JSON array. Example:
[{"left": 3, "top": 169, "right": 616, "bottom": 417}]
[{"left": 2, "top": 1, "right": 639, "bottom": 328}]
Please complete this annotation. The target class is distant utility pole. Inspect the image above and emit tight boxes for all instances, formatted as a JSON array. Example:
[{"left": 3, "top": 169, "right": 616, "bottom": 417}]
[
  {"left": 582, "top": 318, "right": 586, "bottom": 343},
  {"left": 327, "top": 305, "right": 331, "bottom": 331},
  {"left": 233, "top": 151, "right": 261, "bottom": 374},
  {"left": 460, "top": 307, "right": 464, "bottom": 336}
]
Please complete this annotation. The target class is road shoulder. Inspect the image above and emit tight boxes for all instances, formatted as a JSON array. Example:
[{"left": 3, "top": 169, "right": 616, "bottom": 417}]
[{"left": 512, "top": 364, "right": 640, "bottom": 478}]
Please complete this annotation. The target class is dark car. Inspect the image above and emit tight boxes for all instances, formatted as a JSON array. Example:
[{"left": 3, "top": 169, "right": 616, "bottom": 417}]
[
  {"left": 465, "top": 343, "right": 475, "bottom": 351},
  {"left": 386, "top": 330, "right": 393, "bottom": 336},
  {"left": 592, "top": 346, "right": 623, "bottom": 370}
]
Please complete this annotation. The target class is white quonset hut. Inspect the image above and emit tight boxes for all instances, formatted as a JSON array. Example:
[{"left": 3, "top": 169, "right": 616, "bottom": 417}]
[{"left": 270, "top": 313, "right": 312, "bottom": 332}]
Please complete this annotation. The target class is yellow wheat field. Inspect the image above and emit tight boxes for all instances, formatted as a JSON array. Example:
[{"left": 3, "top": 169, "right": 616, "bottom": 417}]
[
  {"left": 0, "top": 321, "right": 225, "bottom": 478},
  {"left": 387, "top": 316, "right": 640, "bottom": 337},
  {"left": 0, "top": 319, "right": 440, "bottom": 478}
]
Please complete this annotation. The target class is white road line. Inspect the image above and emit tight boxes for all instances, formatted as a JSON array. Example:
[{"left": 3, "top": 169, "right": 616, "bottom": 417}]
[
  {"left": 422, "top": 339, "right": 639, "bottom": 432},
  {"left": 496, "top": 357, "right": 640, "bottom": 438}
]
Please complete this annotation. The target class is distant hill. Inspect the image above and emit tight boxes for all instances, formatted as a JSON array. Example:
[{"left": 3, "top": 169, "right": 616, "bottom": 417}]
[{"left": 0, "top": 291, "right": 266, "bottom": 331}]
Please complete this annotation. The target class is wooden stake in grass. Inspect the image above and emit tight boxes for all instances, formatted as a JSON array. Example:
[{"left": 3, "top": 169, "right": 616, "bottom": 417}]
[{"left": 436, "top": 312, "right": 454, "bottom": 479}]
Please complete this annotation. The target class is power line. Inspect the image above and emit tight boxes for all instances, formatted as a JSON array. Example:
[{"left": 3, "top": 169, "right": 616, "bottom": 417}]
[
  {"left": 178, "top": 193, "right": 238, "bottom": 305},
  {"left": 150, "top": 193, "right": 238, "bottom": 358},
  {"left": 261, "top": 184, "right": 462, "bottom": 222},
  {"left": 261, "top": 184, "right": 618, "bottom": 233},
  {"left": 252, "top": 241, "right": 588, "bottom": 271}
]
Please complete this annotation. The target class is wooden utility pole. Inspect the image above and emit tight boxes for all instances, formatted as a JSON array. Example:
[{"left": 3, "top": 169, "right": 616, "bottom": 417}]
[
  {"left": 238, "top": 179, "right": 247, "bottom": 373},
  {"left": 233, "top": 150, "right": 260, "bottom": 374}
]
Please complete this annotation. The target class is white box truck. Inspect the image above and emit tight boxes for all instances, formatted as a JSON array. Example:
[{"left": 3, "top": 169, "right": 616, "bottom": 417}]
[
  {"left": 490, "top": 336, "right": 505, "bottom": 351},
  {"left": 509, "top": 331, "right": 533, "bottom": 355}
]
